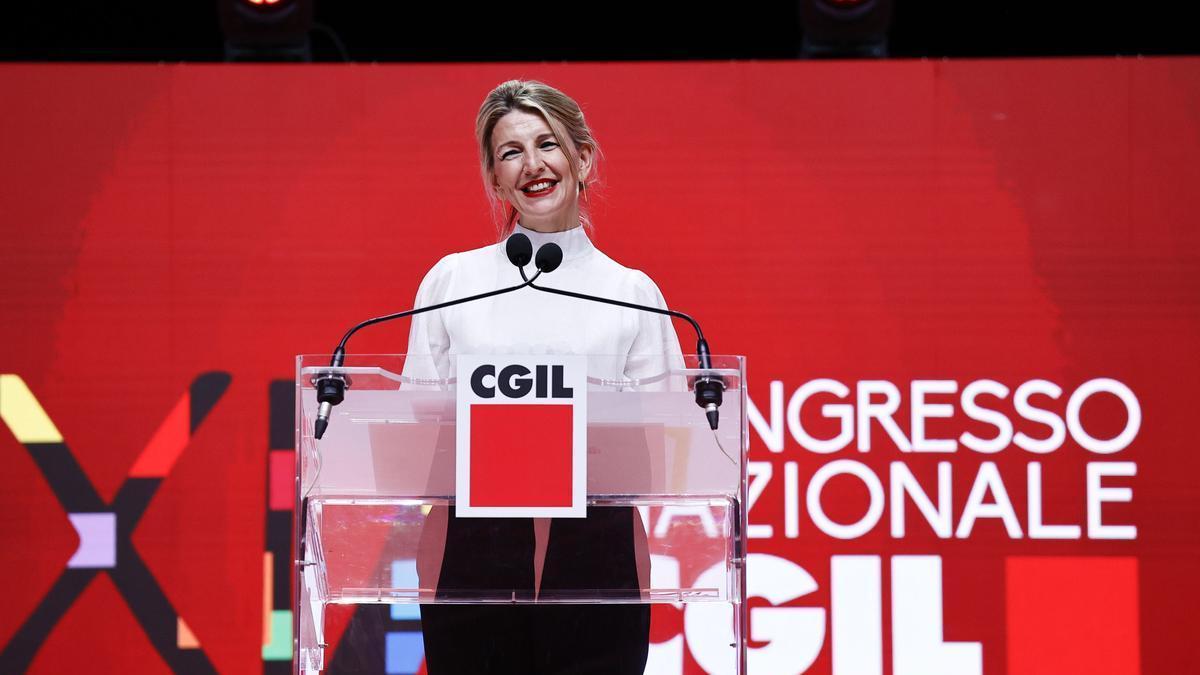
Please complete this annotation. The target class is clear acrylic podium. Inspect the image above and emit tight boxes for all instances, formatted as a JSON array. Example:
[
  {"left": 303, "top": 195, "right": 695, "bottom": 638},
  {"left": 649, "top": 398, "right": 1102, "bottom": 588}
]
[{"left": 294, "top": 354, "right": 747, "bottom": 674}]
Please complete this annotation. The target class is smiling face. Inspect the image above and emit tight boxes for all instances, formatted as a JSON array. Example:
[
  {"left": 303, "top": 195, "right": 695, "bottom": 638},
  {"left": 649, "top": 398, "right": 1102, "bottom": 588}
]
[{"left": 490, "top": 109, "right": 592, "bottom": 233}]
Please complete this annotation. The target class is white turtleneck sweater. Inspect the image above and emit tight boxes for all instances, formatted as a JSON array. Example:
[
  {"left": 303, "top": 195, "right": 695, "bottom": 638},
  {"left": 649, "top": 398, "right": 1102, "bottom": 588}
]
[{"left": 403, "top": 224, "right": 684, "bottom": 382}]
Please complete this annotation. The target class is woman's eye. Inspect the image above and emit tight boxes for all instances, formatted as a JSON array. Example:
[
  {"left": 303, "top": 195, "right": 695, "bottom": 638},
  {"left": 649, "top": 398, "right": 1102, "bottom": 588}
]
[
  {"left": 500, "top": 149, "right": 519, "bottom": 160},
  {"left": 540, "top": 142, "right": 559, "bottom": 150}
]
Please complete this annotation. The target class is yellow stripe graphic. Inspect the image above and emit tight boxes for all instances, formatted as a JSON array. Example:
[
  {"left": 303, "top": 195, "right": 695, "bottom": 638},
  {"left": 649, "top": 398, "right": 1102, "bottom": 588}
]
[
  {"left": 0, "top": 375, "right": 63, "bottom": 443},
  {"left": 263, "top": 552, "right": 273, "bottom": 647}
]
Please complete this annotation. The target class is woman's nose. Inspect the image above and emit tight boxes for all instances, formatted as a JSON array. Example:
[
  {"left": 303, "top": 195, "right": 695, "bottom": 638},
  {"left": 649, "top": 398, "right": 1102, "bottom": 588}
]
[{"left": 521, "top": 151, "right": 544, "bottom": 174}]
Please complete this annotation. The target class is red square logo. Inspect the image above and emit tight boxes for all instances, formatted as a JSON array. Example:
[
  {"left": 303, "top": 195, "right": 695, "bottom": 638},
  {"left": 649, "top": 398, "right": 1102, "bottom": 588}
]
[
  {"left": 469, "top": 404, "right": 573, "bottom": 508},
  {"left": 1006, "top": 556, "right": 1140, "bottom": 675}
]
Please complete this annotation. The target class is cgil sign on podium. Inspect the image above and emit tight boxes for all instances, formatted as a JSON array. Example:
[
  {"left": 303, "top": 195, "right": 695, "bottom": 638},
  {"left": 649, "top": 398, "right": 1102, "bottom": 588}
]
[{"left": 455, "top": 355, "right": 589, "bottom": 518}]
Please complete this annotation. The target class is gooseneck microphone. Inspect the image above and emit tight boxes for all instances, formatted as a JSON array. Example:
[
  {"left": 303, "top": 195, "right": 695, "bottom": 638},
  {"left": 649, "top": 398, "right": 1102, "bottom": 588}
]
[
  {"left": 313, "top": 236, "right": 541, "bottom": 440},
  {"left": 510, "top": 233, "right": 725, "bottom": 429}
]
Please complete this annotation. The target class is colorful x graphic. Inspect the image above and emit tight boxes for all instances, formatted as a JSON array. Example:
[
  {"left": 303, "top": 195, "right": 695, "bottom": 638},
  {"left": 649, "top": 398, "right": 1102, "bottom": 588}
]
[{"left": 0, "top": 372, "right": 230, "bottom": 673}]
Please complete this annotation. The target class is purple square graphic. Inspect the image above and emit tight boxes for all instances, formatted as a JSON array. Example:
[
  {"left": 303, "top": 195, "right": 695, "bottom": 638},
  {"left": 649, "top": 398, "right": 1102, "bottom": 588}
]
[{"left": 67, "top": 513, "right": 116, "bottom": 569}]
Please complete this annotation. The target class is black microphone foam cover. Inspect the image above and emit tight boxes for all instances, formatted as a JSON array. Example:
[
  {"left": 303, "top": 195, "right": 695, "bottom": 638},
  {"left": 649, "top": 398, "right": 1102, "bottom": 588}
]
[
  {"left": 506, "top": 232, "right": 533, "bottom": 267},
  {"left": 535, "top": 243, "right": 564, "bottom": 273}
]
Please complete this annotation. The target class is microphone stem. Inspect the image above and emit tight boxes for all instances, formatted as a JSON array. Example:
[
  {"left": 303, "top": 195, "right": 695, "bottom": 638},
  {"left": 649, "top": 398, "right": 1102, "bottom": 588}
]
[
  {"left": 313, "top": 270, "right": 543, "bottom": 439},
  {"left": 519, "top": 265, "right": 723, "bottom": 429},
  {"left": 330, "top": 271, "right": 542, "bottom": 364},
  {"left": 532, "top": 282, "right": 704, "bottom": 341},
  {"left": 519, "top": 270, "right": 706, "bottom": 347}
]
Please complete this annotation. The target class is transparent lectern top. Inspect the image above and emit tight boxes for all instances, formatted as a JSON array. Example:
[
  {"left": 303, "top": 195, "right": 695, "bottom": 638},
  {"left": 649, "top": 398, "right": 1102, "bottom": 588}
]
[{"left": 295, "top": 353, "right": 746, "bottom": 500}]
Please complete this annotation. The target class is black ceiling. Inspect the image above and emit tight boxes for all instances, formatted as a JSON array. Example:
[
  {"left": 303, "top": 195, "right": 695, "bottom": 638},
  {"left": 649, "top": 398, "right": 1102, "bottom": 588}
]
[{"left": 1, "top": 1, "right": 1195, "bottom": 62}]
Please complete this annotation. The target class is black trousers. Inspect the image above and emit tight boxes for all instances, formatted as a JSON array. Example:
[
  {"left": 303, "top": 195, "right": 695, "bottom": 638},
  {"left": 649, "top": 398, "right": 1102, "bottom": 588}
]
[{"left": 420, "top": 507, "right": 649, "bottom": 675}]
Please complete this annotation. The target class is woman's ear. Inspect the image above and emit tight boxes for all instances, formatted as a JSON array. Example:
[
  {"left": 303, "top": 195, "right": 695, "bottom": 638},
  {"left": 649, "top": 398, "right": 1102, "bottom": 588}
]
[{"left": 577, "top": 144, "right": 594, "bottom": 183}]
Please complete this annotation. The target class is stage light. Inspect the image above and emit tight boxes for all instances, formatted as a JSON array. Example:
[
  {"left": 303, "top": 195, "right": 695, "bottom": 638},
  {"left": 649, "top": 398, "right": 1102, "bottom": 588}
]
[
  {"left": 798, "top": 0, "right": 894, "bottom": 58},
  {"left": 219, "top": 0, "right": 314, "bottom": 61}
]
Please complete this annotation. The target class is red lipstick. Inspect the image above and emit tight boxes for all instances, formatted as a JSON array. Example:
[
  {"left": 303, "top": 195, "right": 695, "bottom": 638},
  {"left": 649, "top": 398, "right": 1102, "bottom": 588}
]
[{"left": 520, "top": 178, "right": 559, "bottom": 198}]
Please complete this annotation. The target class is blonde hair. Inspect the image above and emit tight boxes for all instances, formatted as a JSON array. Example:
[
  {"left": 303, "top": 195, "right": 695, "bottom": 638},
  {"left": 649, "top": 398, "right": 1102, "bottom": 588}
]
[{"left": 475, "top": 80, "right": 601, "bottom": 237}]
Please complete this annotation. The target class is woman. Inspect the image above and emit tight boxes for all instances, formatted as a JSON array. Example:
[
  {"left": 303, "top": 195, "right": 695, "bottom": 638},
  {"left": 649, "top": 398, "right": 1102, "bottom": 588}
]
[{"left": 407, "top": 79, "right": 684, "bottom": 674}]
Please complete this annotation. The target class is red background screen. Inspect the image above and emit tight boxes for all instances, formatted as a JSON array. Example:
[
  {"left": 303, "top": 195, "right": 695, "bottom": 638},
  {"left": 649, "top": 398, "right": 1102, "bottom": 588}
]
[{"left": 1, "top": 59, "right": 1197, "bottom": 673}]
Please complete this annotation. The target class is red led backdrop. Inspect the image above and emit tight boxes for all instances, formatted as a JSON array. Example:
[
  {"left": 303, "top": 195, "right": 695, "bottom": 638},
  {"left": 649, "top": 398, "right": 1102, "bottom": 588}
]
[{"left": 1, "top": 59, "right": 1198, "bottom": 674}]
